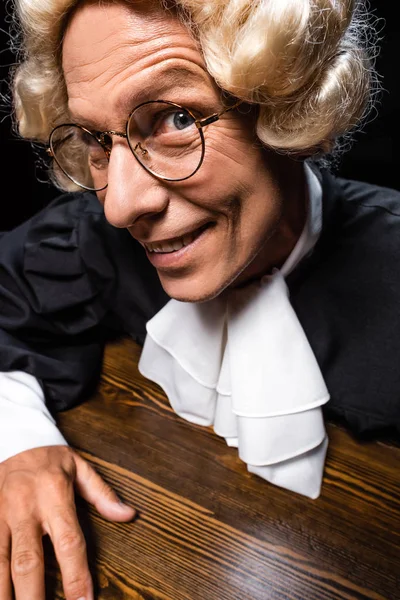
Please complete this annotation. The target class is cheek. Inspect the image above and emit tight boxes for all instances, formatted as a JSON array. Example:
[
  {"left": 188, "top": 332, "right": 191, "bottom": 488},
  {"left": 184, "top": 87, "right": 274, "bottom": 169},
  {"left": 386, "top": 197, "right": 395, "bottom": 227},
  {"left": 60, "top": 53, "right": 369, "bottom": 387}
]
[
  {"left": 185, "top": 132, "right": 262, "bottom": 215},
  {"left": 241, "top": 196, "right": 282, "bottom": 249},
  {"left": 201, "top": 131, "right": 281, "bottom": 232}
]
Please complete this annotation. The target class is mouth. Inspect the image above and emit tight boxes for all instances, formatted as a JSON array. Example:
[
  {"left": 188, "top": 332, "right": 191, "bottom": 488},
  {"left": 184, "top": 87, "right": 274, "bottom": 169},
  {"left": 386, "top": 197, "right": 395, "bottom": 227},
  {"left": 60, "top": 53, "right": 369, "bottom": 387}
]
[
  {"left": 142, "top": 223, "right": 213, "bottom": 270},
  {"left": 143, "top": 223, "right": 210, "bottom": 254}
]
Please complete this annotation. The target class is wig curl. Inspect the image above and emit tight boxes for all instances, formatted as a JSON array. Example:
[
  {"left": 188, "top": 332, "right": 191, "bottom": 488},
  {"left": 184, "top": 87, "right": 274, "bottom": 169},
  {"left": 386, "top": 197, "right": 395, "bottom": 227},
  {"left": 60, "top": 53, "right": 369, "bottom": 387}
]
[{"left": 11, "top": 0, "right": 377, "bottom": 190}]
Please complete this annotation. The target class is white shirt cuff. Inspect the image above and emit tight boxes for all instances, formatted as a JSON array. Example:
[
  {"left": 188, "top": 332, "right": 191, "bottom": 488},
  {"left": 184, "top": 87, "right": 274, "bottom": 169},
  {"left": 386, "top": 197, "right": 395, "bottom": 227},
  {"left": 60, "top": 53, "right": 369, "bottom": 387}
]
[{"left": 0, "top": 371, "right": 68, "bottom": 463}]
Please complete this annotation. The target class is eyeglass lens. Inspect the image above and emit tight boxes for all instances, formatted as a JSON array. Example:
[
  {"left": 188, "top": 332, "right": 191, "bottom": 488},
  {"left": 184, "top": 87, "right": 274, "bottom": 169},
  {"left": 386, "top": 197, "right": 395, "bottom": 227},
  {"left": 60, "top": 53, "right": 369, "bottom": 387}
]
[{"left": 50, "top": 102, "right": 205, "bottom": 191}]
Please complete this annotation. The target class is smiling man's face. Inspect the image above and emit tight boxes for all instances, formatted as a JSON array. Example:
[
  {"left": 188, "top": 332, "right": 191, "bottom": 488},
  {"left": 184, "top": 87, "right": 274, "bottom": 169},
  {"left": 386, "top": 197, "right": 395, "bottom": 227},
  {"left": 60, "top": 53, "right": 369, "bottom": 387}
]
[{"left": 62, "top": 0, "right": 305, "bottom": 302}]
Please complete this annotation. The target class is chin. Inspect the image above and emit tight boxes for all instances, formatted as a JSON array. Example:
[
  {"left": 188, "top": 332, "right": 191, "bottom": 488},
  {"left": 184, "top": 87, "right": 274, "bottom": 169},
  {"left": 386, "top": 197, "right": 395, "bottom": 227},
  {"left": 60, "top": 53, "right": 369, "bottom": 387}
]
[{"left": 158, "top": 272, "right": 229, "bottom": 304}]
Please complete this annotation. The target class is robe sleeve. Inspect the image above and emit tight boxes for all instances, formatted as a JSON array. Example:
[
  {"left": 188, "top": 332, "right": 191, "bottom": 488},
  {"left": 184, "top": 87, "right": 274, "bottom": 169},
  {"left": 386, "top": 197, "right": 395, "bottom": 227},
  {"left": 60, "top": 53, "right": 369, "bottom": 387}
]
[{"left": 0, "top": 191, "right": 168, "bottom": 412}]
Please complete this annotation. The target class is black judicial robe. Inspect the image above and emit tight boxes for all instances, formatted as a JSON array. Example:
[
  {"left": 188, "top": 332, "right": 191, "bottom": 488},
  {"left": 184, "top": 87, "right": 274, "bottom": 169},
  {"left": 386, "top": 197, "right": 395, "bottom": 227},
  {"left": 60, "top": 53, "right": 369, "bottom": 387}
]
[{"left": 1, "top": 169, "right": 400, "bottom": 437}]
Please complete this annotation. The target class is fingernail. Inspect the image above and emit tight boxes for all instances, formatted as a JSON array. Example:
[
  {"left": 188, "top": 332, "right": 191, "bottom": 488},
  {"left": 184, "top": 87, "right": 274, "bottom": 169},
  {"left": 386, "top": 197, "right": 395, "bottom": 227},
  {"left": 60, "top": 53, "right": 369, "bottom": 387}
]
[
  {"left": 119, "top": 501, "right": 137, "bottom": 516},
  {"left": 118, "top": 500, "right": 133, "bottom": 511}
]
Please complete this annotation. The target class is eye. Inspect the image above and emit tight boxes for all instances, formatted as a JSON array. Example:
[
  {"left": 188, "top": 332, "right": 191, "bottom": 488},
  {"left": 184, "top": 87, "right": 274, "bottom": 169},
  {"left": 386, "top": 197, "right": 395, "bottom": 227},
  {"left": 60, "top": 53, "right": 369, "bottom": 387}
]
[
  {"left": 168, "top": 111, "right": 195, "bottom": 130},
  {"left": 155, "top": 110, "right": 196, "bottom": 135}
]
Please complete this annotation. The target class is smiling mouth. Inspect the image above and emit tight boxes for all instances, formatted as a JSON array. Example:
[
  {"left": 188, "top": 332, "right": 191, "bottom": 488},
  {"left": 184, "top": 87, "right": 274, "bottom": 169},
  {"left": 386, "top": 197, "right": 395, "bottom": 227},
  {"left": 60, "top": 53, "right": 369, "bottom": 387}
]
[{"left": 144, "top": 224, "right": 210, "bottom": 254}]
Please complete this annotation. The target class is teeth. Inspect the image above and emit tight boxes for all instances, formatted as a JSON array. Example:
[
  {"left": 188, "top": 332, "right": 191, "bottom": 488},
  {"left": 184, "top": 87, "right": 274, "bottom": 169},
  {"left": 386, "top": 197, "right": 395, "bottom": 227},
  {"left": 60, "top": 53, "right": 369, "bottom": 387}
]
[
  {"left": 145, "top": 230, "right": 198, "bottom": 253},
  {"left": 172, "top": 240, "right": 183, "bottom": 251},
  {"left": 183, "top": 233, "right": 193, "bottom": 246}
]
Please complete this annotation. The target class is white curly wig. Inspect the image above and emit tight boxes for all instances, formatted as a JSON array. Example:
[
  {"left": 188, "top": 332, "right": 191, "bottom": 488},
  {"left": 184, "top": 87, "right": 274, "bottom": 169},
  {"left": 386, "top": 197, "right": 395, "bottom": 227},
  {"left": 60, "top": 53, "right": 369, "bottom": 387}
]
[{"left": 11, "top": 0, "right": 377, "bottom": 190}]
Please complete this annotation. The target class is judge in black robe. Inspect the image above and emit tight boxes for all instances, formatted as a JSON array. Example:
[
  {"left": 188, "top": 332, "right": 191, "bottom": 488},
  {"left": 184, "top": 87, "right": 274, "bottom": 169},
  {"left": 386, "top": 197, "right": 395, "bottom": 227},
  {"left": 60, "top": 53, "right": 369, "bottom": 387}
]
[{"left": 0, "top": 167, "right": 399, "bottom": 437}]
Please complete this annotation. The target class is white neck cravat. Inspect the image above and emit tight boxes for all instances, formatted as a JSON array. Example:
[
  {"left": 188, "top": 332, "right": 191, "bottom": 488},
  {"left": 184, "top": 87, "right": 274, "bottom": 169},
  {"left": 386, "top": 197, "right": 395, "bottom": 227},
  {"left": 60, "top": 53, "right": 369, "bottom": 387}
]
[{"left": 139, "top": 164, "right": 330, "bottom": 499}]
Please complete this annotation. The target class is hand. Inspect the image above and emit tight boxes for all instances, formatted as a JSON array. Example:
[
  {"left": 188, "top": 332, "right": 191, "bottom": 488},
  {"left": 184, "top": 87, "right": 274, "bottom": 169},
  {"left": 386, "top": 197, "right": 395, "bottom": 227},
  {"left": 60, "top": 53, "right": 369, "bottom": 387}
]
[{"left": 0, "top": 445, "right": 135, "bottom": 599}]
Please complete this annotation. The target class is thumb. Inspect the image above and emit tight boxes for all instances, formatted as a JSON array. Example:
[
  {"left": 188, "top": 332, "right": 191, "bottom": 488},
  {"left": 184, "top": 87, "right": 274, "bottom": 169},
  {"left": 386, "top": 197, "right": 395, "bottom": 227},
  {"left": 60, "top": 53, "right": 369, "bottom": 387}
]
[{"left": 73, "top": 453, "right": 136, "bottom": 522}]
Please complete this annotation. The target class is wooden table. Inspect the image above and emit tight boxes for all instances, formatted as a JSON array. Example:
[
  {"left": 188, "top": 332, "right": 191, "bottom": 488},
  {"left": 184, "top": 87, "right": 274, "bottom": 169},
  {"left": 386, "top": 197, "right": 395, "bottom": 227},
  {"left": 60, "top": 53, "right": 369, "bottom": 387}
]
[{"left": 46, "top": 337, "right": 400, "bottom": 599}]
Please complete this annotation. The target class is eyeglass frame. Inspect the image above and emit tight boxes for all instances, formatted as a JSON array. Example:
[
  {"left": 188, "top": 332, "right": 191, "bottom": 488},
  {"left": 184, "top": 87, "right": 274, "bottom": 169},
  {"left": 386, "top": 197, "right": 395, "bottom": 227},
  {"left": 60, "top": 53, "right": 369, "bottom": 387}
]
[{"left": 46, "top": 98, "right": 244, "bottom": 191}]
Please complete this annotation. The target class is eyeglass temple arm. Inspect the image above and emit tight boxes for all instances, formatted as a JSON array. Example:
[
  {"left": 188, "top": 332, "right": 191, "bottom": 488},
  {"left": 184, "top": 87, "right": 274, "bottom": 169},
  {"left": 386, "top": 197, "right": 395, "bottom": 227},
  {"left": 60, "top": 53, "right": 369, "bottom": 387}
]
[{"left": 196, "top": 100, "right": 244, "bottom": 129}]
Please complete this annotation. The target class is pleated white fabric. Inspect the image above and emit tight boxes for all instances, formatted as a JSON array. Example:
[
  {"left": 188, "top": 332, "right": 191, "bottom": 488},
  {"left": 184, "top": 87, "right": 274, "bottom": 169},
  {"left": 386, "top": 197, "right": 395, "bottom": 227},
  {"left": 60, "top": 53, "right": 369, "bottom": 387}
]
[{"left": 139, "top": 165, "right": 330, "bottom": 499}]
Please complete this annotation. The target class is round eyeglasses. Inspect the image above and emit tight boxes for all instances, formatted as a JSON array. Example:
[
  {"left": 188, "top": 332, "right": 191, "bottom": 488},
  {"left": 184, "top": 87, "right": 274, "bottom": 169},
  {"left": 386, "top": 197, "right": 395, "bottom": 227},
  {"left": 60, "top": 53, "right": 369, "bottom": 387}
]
[{"left": 47, "top": 99, "right": 242, "bottom": 191}]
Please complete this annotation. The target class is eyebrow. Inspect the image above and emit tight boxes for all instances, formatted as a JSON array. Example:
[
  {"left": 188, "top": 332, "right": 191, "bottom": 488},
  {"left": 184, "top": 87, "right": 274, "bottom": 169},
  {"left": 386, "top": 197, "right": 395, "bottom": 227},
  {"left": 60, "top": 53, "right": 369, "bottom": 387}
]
[{"left": 68, "top": 65, "right": 211, "bottom": 128}]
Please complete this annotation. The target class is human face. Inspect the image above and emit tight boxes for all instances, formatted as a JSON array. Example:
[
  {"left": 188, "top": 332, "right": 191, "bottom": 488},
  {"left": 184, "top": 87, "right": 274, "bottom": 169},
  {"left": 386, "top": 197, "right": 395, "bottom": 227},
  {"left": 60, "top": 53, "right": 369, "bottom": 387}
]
[{"left": 63, "top": 1, "right": 305, "bottom": 302}]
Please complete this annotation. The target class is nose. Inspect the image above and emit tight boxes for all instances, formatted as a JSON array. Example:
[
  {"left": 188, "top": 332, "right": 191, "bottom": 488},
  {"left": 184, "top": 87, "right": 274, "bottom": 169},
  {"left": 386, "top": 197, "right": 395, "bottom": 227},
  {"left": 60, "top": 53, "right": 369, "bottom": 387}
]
[{"left": 102, "top": 142, "right": 169, "bottom": 228}]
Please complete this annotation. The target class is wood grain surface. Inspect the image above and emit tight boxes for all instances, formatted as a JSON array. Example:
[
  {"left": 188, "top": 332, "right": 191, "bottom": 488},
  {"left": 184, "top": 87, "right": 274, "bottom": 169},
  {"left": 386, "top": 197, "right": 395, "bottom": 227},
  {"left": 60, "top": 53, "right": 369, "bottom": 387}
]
[{"left": 46, "top": 337, "right": 400, "bottom": 600}]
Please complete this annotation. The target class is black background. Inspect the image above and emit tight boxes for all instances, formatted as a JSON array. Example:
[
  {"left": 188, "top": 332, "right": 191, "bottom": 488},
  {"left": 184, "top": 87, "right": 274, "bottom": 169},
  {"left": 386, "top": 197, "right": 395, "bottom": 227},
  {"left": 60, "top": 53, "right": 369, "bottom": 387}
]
[{"left": 0, "top": 1, "right": 398, "bottom": 231}]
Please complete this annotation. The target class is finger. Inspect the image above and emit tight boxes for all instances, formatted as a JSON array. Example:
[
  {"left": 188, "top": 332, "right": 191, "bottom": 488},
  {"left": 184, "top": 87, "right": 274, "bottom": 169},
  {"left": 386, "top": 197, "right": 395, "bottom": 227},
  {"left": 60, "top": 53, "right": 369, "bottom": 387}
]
[
  {"left": 47, "top": 504, "right": 94, "bottom": 600},
  {"left": 74, "top": 454, "right": 136, "bottom": 522},
  {"left": 10, "top": 519, "right": 45, "bottom": 600},
  {"left": 0, "top": 523, "right": 12, "bottom": 600}
]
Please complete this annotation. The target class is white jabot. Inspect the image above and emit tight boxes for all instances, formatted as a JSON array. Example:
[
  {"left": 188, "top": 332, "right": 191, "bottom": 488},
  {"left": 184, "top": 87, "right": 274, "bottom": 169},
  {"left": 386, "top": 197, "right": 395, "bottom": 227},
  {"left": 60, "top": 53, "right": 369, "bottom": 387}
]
[{"left": 139, "top": 164, "right": 330, "bottom": 499}]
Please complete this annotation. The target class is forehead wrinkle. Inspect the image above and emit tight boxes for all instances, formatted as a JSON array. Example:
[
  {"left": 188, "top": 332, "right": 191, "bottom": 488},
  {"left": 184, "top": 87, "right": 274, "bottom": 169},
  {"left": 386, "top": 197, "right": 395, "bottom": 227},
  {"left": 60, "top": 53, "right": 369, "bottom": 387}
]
[
  {"left": 64, "top": 30, "right": 205, "bottom": 103},
  {"left": 63, "top": 29, "right": 177, "bottom": 81},
  {"left": 63, "top": 35, "right": 149, "bottom": 87}
]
